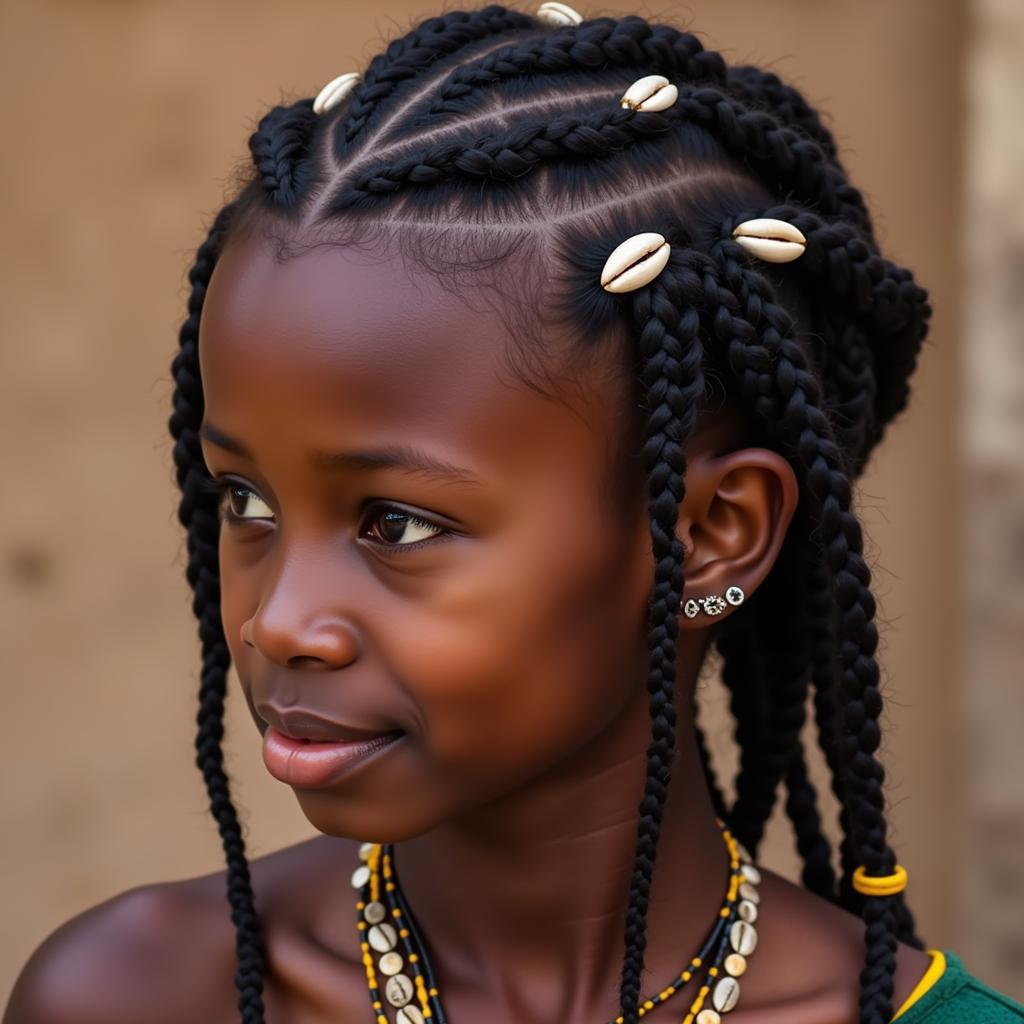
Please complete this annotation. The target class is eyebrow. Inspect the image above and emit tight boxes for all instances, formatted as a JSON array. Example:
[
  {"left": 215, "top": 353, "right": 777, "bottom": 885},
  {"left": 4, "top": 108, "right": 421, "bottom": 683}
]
[{"left": 198, "top": 422, "right": 482, "bottom": 488}]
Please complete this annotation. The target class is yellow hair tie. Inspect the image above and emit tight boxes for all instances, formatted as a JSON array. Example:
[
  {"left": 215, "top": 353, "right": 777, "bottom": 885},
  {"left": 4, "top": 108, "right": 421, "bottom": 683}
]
[{"left": 852, "top": 864, "right": 908, "bottom": 896}]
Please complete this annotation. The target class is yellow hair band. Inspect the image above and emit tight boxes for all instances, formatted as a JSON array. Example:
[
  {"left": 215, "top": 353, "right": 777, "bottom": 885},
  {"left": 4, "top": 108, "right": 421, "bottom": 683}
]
[{"left": 852, "top": 864, "right": 908, "bottom": 896}]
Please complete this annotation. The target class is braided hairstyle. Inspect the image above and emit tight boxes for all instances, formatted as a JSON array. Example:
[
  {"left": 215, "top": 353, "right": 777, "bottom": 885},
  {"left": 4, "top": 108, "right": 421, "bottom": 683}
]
[{"left": 169, "top": 7, "right": 932, "bottom": 1023}]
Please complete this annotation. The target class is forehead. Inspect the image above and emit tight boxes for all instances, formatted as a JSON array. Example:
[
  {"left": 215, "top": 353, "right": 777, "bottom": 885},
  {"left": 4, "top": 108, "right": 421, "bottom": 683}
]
[{"left": 197, "top": 230, "right": 628, "bottom": 493}]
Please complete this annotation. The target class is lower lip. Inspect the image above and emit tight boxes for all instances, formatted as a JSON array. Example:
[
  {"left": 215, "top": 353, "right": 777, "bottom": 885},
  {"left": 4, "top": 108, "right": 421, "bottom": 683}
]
[{"left": 261, "top": 726, "right": 403, "bottom": 788}]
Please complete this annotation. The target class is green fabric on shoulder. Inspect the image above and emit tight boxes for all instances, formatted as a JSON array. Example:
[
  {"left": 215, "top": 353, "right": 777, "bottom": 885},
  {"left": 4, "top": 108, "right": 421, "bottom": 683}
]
[{"left": 894, "top": 950, "right": 1024, "bottom": 1022}]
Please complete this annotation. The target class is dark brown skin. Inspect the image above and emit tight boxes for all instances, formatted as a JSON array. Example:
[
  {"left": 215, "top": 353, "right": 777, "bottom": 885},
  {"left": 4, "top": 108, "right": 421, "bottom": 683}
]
[{"left": 5, "top": 232, "right": 931, "bottom": 1024}]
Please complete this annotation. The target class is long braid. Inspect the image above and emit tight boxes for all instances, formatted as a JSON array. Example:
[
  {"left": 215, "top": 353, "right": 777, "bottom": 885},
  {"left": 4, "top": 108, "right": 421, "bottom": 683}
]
[
  {"left": 705, "top": 233, "right": 910, "bottom": 1022},
  {"left": 806, "top": 552, "right": 864, "bottom": 908},
  {"left": 715, "top": 603, "right": 772, "bottom": 855},
  {"left": 171, "top": 10, "right": 935, "bottom": 1023},
  {"left": 169, "top": 203, "right": 268, "bottom": 1023},
  {"left": 618, "top": 256, "right": 707, "bottom": 1023},
  {"left": 782, "top": 542, "right": 840, "bottom": 901},
  {"left": 714, "top": 517, "right": 837, "bottom": 891},
  {"left": 732, "top": 535, "right": 806, "bottom": 853}
]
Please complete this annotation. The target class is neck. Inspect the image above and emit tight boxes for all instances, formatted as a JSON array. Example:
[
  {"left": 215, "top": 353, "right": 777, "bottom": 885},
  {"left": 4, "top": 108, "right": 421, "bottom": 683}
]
[{"left": 394, "top": 685, "right": 729, "bottom": 1021}]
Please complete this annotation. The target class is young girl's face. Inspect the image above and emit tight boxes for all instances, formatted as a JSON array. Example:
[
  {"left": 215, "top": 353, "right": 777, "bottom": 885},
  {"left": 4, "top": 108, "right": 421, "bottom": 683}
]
[{"left": 198, "top": 231, "right": 659, "bottom": 841}]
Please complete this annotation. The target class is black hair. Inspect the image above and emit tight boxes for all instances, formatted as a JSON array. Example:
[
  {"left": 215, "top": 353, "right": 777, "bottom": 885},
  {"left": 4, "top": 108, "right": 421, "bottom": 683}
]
[{"left": 168, "top": 7, "right": 931, "bottom": 1023}]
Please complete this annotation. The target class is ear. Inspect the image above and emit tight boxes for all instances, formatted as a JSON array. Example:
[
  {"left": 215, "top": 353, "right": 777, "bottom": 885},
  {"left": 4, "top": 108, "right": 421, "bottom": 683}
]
[{"left": 675, "top": 447, "right": 799, "bottom": 628}]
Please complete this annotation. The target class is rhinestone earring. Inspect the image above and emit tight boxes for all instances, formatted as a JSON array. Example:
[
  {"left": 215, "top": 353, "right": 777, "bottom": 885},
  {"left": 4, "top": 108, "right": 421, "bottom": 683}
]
[{"left": 681, "top": 586, "right": 745, "bottom": 618}]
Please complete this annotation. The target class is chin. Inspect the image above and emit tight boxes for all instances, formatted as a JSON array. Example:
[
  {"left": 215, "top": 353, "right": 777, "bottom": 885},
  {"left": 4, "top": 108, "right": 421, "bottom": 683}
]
[{"left": 290, "top": 787, "right": 451, "bottom": 844}]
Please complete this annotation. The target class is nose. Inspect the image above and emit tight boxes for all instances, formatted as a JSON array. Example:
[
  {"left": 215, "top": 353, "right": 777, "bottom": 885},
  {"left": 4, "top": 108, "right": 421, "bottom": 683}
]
[{"left": 240, "top": 548, "right": 362, "bottom": 670}]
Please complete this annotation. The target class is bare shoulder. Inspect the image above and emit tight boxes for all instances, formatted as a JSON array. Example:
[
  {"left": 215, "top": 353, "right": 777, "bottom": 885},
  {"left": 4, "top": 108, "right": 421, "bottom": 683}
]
[
  {"left": 737, "top": 868, "right": 933, "bottom": 1023},
  {"left": 3, "top": 834, "right": 367, "bottom": 1024},
  {"left": 3, "top": 873, "right": 237, "bottom": 1024}
]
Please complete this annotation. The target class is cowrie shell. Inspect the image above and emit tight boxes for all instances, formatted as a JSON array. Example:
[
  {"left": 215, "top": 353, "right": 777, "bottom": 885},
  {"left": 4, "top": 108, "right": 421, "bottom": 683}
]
[
  {"left": 363, "top": 900, "right": 386, "bottom": 924},
  {"left": 712, "top": 976, "right": 741, "bottom": 1013},
  {"left": 536, "top": 2, "right": 583, "bottom": 26},
  {"left": 385, "top": 974, "right": 414, "bottom": 1008},
  {"left": 725, "top": 952, "right": 748, "bottom": 977},
  {"left": 378, "top": 951, "right": 404, "bottom": 976},
  {"left": 600, "top": 232, "right": 671, "bottom": 293},
  {"left": 313, "top": 71, "right": 361, "bottom": 115},
  {"left": 740, "top": 862, "right": 761, "bottom": 885},
  {"left": 368, "top": 922, "right": 398, "bottom": 953},
  {"left": 730, "top": 919, "right": 758, "bottom": 956},
  {"left": 620, "top": 74, "right": 679, "bottom": 113},
  {"left": 732, "top": 217, "right": 807, "bottom": 263}
]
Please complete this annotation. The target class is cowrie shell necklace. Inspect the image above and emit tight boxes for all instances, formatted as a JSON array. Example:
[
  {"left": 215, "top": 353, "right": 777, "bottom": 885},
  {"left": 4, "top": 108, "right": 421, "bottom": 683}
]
[{"left": 352, "top": 821, "right": 762, "bottom": 1023}]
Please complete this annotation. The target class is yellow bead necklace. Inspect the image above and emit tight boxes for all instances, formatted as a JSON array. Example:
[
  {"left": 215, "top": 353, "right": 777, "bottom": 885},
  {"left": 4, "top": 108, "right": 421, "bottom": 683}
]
[{"left": 350, "top": 819, "right": 761, "bottom": 1024}]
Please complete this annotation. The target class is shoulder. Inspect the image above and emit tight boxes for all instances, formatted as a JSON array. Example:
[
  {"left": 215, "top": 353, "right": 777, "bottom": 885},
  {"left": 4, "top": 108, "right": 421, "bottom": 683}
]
[
  {"left": 3, "top": 875, "right": 241, "bottom": 1024},
  {"left": 3, "top": 874, "right": 238, "bottom": 1024},
  {"left": 738, "top": 868, "right": 935, "bottom": 1023},
  {"left": 3, "top": 834, "right": 365, "bottom": 1024}
]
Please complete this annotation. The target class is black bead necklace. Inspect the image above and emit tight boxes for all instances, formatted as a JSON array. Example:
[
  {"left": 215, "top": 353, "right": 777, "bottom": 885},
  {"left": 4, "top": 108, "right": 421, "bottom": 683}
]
[{"left": 350, "top": 819, "right": 761, "bottom": 1024}]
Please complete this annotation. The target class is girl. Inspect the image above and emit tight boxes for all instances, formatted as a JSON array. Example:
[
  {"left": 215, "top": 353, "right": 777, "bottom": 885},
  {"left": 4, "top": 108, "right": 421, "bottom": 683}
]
[{"left": 7, "top": 4, "right": 1023, "bottom": 1024}]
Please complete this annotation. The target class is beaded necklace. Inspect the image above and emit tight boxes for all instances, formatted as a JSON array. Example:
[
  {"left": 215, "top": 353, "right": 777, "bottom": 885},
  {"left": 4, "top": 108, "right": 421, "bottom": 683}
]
[{"left": 350, "top": 819, "right": 761, "bottom": 1024}]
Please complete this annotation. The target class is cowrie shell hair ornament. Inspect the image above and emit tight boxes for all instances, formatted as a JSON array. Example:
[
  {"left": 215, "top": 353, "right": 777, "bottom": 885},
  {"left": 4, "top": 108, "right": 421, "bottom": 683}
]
[
  {"left": 536, "top": 2, "right": 583, "bottom": 26},
  {"left": 620, "top": 75, "right": 679, "bottom": 113},
  {"left": 600, "top": 232, "right": 671, "bottom": 293},
  {"left": 732, "top": 218, "right": 807, "bottom": 263},
  {"left": 312, "top": 71, "right": 361, "bottom": 115}
]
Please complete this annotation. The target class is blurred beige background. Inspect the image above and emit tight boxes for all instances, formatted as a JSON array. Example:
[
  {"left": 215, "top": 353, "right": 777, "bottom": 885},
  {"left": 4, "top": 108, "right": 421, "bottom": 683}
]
[{"left": 2, "top": 0, "right": 1022, "bottom": 1007}]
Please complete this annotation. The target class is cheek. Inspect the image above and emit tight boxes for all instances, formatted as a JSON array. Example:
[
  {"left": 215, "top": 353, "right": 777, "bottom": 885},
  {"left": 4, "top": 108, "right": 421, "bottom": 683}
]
[{"left": 396, "top": 512, "right": 648, "bottom": 796}]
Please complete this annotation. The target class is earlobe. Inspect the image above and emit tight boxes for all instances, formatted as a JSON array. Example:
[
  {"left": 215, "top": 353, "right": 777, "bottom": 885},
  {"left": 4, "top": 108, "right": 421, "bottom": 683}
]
[{"left": 675, "top": 448, "right": 798, "bottom": 627}]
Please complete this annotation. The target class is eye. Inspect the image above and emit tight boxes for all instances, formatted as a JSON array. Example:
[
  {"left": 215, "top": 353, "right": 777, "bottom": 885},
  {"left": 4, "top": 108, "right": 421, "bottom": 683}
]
[
  {"left": 201, "top": 477, "right": 275, "bottom": 525},
  {"left": 360, "top": 503, "right": 449, "bottom": 552},
  {"left": 224, "top": 484, "right": 274, "bottom": 522}
]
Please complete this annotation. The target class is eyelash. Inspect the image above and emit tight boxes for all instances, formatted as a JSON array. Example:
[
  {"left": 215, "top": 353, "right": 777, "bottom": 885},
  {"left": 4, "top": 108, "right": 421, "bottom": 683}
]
[{"left": 195, "top": 476, "right": 451, "bottom": 553}]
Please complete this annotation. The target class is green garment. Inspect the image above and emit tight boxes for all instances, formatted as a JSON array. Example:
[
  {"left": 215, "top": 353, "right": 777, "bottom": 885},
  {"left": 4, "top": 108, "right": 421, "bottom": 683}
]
[{"left": 893, "top": 950, "right": 1024, "bottom": 1022}]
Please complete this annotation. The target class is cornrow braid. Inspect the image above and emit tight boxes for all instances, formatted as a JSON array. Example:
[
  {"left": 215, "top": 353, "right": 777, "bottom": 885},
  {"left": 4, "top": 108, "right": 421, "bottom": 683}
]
[
  {"left": 334, "top": 5, "right": 536, "bottom": 155},
  {"left": 170, "top": 9, "right": 932, "bottom": 1024},
  {"left": 724, "top": 64, "right": 842, "bottom": 163},
  {"left": 169, "top": 202, "right": 269, "bottom": 1021},
  {"left": 419, "top": 17, "right": 726, "bottom": 122},
  {"left": 328, "top": 86, "right": 870, "bottom": 232},
  {"left": 247, "top": 99, "right": 319, "bottom": 210}
]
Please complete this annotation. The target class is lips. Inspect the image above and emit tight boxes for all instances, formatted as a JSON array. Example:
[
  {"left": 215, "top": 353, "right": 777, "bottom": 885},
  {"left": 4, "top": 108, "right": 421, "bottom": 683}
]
[
  {"left": 261, "top": 726, "right": 404, "bottom": 788},
  {"left": 258, "top": 703, "right": 402, "bottom": 744}
]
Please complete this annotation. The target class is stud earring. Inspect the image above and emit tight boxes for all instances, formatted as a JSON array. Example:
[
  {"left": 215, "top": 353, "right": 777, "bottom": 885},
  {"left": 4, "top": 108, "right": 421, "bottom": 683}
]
[{"left": 681, "top": 586, "right": 745, "bottom": 618}]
